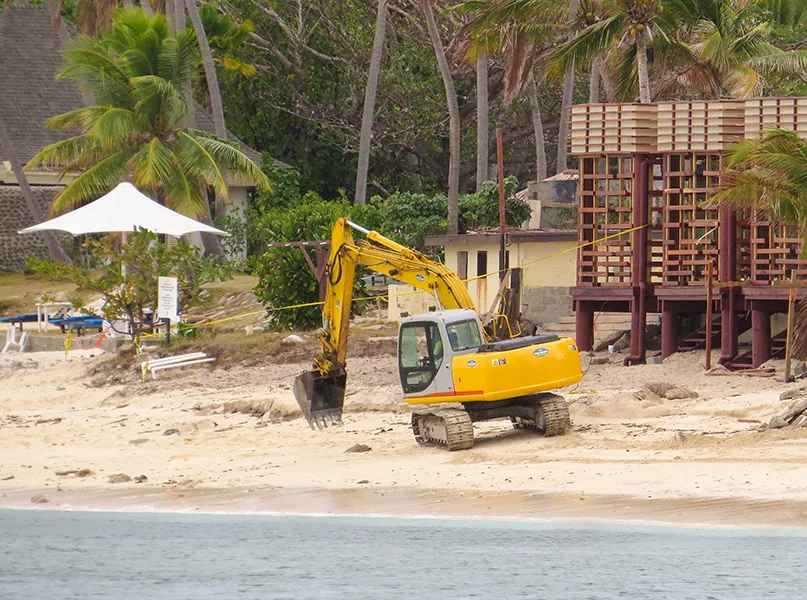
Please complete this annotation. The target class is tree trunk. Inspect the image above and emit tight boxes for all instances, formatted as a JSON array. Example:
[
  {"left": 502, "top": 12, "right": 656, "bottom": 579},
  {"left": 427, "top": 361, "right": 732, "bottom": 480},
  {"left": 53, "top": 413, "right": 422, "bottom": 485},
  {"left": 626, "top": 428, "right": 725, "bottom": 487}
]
[
  {"left": 354, "top": 0, "right": 388, "bottom": 205},
  {"left": 0, "top": 117, "right": 72, "bottom": 264},
  {"left": 589, "top": 58, "right": 601, "bottom": 103},
  {"left": 123, "top": 0, "right": 134, "bottom": 9},
  {"left": 600, "top": 59, "right": 618, "bottom": 102},
  {"left": 141, "top": 0, "right": 154, "bottom": 16},
  {"left": 636, "top": 33, "right": 651, "bottom": 103},
  {"left": 174, "top": 0, "right": 185, "bottom": 31},
  {"left": 423, "top": 0, "right": 460, "bottom": 235},
  {"left": 185, "top": 0, "right": 226, "bottom": 258},
  {"left": 186, "top": 0, "right": 225, "bottom": 139},
  {"left": 476, "top": 52, "right": 489, "bottom": 192},
  {"left": 527, "top": 73, "right": 547, "bottom": 181},
  {"left": 556, "top": 0, "right": 579, "bottom": 173}
]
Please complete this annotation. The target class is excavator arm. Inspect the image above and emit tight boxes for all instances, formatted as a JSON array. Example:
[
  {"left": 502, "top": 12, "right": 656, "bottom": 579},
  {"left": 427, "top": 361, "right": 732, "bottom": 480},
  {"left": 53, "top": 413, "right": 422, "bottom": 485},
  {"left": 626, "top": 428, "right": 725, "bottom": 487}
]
[{"left": 293, "top": 218, "right": 476, "bottom": 428}]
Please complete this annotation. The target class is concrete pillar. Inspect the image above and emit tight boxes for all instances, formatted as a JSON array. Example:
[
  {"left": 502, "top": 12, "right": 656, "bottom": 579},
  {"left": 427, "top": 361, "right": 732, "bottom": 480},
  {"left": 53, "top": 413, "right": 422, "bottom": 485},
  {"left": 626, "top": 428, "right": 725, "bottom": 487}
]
[
  {"left": 751, "top": 304, "right": 771, "bottom": 368},
  {"left": 661, "top": 305, "right": 678, "bottom": 358},
  {"left": 575, "top": 302, "right": 594, "bottom": 352}
]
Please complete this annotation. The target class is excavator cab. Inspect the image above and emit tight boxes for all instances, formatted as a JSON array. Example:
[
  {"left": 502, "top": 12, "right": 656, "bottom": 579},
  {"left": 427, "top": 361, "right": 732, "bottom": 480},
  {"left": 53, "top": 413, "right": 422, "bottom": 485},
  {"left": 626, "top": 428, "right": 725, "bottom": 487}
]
[{"left": 398, "top": 309, "right": 482, "bottom": 396}]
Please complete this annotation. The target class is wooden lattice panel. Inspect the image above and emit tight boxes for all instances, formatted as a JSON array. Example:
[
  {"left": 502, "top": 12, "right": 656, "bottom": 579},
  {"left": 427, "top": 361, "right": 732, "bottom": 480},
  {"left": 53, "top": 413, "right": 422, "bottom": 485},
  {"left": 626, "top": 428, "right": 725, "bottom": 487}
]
[
  {"left": 735, "top": 210, "right": 753, "bottom": 282},
  {"left": 744, "top": 97, "right": 807, "bottom": 140},
  {"left": 657, "top": 101, "right": 745, "bottom": 152},
  {"left": 648, "top": 162, "right": 665, "bottom": 284},
  {"left": 662, "top": 153, "right": 721, "bottom": 285},
  {"left": 750, "top": 216, "right": 807, "bottom": 283},
  {"left": 577, "top": 155, "right": 635, "bottom": 286},
  {"left": 569, "top": 104, "right": 657, "bottom": 155}
]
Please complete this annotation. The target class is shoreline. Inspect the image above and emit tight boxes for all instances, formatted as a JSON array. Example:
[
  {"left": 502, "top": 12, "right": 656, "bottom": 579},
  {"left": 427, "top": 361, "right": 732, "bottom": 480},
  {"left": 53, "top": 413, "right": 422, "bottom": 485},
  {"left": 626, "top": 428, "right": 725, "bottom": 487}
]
[{"left": 3, "top": 485, "right": 807, "bottom": 531}]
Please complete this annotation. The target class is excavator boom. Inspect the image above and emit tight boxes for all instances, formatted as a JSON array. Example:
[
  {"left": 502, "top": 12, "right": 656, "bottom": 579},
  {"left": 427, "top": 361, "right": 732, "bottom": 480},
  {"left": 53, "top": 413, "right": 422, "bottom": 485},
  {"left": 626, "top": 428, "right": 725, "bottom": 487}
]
[{"left": 293, "top": 218, "right": 476, "bottom": 428}]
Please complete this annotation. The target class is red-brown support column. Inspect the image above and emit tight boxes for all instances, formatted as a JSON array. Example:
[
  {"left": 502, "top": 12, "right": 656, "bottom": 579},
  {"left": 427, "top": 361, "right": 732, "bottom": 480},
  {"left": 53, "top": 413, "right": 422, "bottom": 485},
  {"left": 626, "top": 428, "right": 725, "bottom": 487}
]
[
  {"left": 575, "top": 301, "right": 594, "bottom": 352},
  {"left": 719, "top": 206, "right": 738, "bottom": 363},
  {"left": 625, "top": 155, "right": 650, "bottom": 366},
  {"left": 661, "top": 302, "right": 678, "bottom": 359},
  {"left": 751, "top": 302, "right": 771, "bottom": 368}
]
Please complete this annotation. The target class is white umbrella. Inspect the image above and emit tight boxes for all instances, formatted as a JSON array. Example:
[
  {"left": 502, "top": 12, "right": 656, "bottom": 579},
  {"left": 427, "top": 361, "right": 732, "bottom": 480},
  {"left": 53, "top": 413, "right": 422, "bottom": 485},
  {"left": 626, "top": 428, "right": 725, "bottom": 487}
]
[{"left": 18, "top": 182, "right": 229, "bottom": 237}]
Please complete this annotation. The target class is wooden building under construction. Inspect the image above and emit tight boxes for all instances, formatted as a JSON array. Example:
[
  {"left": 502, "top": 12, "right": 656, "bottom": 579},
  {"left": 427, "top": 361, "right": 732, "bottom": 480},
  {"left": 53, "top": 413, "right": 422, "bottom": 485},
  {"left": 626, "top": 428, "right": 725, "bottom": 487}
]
[{"left": 570, "top": 97, "right": 807, "bottom": 369}]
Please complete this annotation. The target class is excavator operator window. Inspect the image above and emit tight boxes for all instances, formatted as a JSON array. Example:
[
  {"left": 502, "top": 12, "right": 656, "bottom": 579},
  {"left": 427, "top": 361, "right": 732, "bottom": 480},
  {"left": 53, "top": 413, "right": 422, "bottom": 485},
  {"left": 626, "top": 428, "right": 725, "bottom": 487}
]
[
  {"left": 399, "top": 322, "right": 444, "bottom": 393},
  {"left": 445, "top": 320, "right": 482, "bottom": 352}
]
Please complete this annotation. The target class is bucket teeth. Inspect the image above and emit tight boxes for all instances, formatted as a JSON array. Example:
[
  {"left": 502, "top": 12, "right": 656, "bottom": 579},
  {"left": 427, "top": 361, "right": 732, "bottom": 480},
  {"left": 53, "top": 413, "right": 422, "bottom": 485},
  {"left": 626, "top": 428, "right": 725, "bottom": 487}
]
[{"left": 310, "top": 409, "right": 343, "bottom": 430}]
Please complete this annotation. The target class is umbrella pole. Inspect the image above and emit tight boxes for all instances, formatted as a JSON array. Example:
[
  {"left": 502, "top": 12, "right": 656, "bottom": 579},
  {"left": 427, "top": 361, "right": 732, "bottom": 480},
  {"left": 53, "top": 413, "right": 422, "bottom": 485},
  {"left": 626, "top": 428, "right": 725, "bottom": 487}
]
[{"left": 121, "top": 231, "right": 130, "bottom": 278}]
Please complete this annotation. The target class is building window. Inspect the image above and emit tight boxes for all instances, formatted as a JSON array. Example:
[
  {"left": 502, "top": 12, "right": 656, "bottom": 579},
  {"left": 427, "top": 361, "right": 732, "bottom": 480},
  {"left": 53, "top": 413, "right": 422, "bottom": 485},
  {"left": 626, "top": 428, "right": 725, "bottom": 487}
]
[
  {"left": 457, "top": 251, "right": 468, "bottom": 280},
  {"left": 477, "top": 251, "right": 488, "bottom": 277},
  {"left": 498, "top": 250, "right": 510, "bottom": 271}
]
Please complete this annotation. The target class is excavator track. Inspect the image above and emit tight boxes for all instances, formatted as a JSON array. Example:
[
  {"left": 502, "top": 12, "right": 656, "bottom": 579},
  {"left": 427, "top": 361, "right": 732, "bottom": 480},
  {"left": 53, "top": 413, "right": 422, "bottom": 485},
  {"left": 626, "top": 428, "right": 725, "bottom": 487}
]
[
  {"left": 411, "top": 408, "right": 474, "bottom": 451},
  {"left": 510, "top": 393, "right": 571, "bottom": 437}
]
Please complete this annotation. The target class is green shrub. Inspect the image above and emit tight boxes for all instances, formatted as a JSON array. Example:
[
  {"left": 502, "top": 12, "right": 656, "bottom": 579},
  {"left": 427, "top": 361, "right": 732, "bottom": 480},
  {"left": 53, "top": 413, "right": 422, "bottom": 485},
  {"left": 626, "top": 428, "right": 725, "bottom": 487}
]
[{"left": 252, "top": 196, "right": 380, "bottom": 330}]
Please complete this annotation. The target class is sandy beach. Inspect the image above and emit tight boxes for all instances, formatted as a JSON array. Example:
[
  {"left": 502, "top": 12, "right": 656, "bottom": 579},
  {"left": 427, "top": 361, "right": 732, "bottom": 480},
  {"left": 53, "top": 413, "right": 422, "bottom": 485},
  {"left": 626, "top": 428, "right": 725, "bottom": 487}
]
[{"left": 3, "top": 346, "right": 807, "bottom": 528}]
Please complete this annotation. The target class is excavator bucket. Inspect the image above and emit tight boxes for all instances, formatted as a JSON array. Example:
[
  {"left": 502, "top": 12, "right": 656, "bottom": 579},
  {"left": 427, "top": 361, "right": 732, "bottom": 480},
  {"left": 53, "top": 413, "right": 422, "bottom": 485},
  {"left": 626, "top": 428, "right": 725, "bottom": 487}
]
[{"left": 293, "top": 371, "right": 347, "bottom": 429}]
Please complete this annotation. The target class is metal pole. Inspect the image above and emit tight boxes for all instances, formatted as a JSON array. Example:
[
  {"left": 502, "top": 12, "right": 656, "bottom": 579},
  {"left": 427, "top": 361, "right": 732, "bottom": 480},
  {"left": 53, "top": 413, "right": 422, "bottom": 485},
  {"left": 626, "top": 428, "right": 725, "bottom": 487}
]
[
  {"left": 705, "top": 262, "right": 713, "bottom": 371},
  {"left": 496, "top": 128, "right": 506, "bottom": 281},
  {"left": 785, "top": 277, "right": 796, "bottom": 382}
]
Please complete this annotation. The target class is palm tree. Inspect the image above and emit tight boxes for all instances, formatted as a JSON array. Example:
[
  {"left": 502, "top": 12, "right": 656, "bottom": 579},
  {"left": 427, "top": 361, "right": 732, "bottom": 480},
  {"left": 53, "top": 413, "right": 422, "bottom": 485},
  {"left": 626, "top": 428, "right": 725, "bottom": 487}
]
[
  {"left": 354, "top": 0, "right": 388, "bottom": 206},
  {"left": 712, "top": 129, "right": 807, "bottom": 231},
  {"left": 659, "top": 0, "right": 807, "bottom": 99},
  {"left": 422, "top": 0, "right": 460, "bottom": 235},
  {"left": 26, "top": 9, "right": 269, "bottom": 219},
  {"left": 553, "top": 0, "right": 665, "bottom": 103}
]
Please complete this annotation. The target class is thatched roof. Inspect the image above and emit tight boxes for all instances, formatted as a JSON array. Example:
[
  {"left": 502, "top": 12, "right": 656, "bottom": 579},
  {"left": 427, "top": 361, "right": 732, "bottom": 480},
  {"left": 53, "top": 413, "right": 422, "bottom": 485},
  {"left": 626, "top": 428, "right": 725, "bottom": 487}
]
[{"left": 0, "top": 3, "right": 270, "bottom": 167}]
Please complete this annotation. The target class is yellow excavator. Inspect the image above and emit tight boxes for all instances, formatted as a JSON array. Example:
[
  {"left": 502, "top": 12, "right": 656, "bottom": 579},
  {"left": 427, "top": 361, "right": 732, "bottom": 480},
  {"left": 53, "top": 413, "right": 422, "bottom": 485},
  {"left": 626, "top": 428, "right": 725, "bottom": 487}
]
[{"left": 293, "top": 219, "right": 583, "bottom": 450}]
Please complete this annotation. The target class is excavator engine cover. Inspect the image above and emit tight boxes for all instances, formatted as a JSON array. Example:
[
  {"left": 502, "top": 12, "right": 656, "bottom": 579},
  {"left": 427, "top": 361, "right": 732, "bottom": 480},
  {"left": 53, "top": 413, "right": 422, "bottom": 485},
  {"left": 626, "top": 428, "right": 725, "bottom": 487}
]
[{"left": 293, "top": 371, "right": 347, "bottom": 429}]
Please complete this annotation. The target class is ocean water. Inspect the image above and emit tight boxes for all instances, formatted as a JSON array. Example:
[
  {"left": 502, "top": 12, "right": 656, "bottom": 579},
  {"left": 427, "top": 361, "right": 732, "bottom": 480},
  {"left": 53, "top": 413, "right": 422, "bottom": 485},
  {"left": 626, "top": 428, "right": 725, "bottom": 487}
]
[{"left": 0, "top": 509, "right": 805, "bottom": 599}]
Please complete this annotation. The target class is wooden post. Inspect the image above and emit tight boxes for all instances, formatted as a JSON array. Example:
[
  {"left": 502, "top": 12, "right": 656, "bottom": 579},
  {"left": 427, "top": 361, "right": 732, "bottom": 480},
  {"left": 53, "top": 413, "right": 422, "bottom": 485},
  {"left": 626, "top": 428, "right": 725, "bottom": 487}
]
[
  {"left": 496, "top": 128, "right": 506, "bottom": 281},
  {"left": 705, "top": 262, "right": 713, "bottom": 371},
  {"left": 785, "top": 277, "right": 796, "bottom": 382}
]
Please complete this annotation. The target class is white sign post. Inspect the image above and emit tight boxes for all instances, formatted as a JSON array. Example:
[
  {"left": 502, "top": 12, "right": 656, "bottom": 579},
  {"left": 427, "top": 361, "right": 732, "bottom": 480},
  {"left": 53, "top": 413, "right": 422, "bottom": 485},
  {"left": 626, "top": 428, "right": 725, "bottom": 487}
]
[{"left": 157, "top": 276, "right": 179, "bottom": 324}]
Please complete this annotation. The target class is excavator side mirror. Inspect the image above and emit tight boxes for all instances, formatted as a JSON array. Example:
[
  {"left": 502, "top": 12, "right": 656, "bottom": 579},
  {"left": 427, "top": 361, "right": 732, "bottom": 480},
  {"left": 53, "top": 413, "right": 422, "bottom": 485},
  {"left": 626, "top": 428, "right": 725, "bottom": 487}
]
[
  {"left": 428, "top": 306, "right": 436, "bottom": 312},
  {"left": 400, "top": 311, "right": 409, "bottom": 318}
]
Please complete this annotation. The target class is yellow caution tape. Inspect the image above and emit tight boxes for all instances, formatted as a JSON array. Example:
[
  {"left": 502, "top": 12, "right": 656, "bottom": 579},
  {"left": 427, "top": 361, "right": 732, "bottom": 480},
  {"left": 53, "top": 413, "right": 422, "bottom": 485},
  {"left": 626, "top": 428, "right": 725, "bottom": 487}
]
[{"left": 139, "top": 224, "right": 649, "bottom": 333}]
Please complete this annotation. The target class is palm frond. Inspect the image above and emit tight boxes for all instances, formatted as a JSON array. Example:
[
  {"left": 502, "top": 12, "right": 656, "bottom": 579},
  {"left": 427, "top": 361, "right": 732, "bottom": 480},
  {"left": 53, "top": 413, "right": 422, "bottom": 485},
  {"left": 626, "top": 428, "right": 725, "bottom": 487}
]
[
  {"left": 130, "top": 74, "right": 189, "bottom": 127},
  {"left": 45, "top": 106, "right": 109, "bottom": 131},
  {"left": 88, "top": 107, "right": 144, "bottom": 147},
  {"left": 163, "top": 167, "right": 207, "bottom": 217},
  {"left": 129, "top": 137, "right": 177, "bottom": 188},
  {"left": 173, "top": 132, "right": 229, "bottom": 198},
  {"left": 186, "top": 132, "right": 271, "bottom": 191},
  {"left": 550, "top": 14, "right": 626, "bottom": 76},
  {"left": 26, "top": 135, "right": 98, "bottom": 170},
  {"left": 50, "top": 152, "right": 129, "bottom": 214}
]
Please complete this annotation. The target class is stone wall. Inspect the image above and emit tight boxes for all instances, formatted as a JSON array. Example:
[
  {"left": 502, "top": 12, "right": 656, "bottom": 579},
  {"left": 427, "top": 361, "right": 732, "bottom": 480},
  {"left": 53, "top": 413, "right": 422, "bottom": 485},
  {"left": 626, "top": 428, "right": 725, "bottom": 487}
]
[
  {"left": 521, "top": 285, "right": 572, "bottom": 326},
  {"left": 0, "top": 185, "right": 68, "bottom": 271}
]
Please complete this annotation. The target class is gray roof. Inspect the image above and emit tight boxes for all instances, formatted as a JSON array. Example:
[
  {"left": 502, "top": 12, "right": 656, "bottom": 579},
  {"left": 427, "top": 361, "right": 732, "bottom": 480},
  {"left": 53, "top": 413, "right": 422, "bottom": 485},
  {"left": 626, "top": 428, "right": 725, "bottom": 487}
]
[
  {"left": 0, "top": 4, "right": 83, "bottom": 164},
  {"left": 0, "top": 3, "right": 269, "bottom": 167}
]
